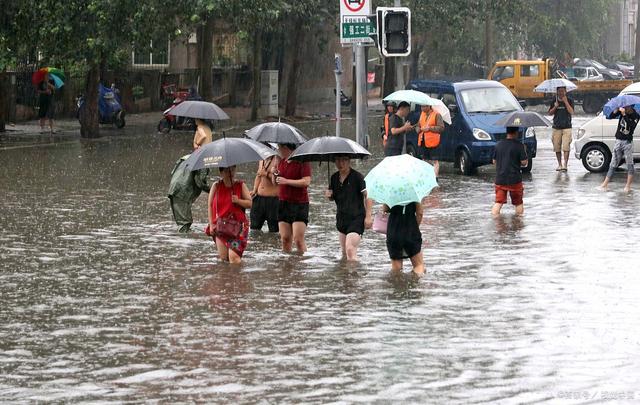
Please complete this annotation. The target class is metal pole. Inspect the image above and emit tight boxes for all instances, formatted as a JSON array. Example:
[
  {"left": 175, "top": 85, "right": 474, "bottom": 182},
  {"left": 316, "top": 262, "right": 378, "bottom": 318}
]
[
  {"left": 355, "top": 43, "right": 368, "bottom": 148},
  {"left": 334, "top": 53, "right": 342, "bottom": 137},
  {"left": 394, "top": 0, "right": 404, "bottom": 91}
]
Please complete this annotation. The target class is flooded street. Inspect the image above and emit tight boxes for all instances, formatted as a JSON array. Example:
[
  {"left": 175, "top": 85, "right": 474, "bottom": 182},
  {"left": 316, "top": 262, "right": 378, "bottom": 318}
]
[{"left": 1, "top": 114, "right": 639, "bottom": 403}]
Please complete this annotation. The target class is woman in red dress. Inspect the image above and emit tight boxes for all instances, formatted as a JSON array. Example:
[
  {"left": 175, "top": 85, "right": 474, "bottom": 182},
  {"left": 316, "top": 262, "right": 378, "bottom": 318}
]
[{"left": 207, "top": 166, "right": 252, "bottom": 263}]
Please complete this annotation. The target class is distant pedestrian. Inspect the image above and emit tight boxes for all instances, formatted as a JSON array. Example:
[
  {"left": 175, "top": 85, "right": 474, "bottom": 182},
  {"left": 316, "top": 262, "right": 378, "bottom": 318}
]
[
  {"left": 37, "top": 74, "right": 56, "bottom": 134},
  {"left": 207, "top": 166, "right": 252, "bottom": 264},
  {"left": 383, "top": 202, "right": 425, "bottom": 275},
  {"left": 417, "top": 104, "right": 445, "bottom": 177},
  {"left": 548, "top": 86, "right": 574, "bottom": 171},
  {"left": 193, "top": 119, "right": 212, "bottom": 150},
  {"left": 381, "top": 102, "right": 396, "bottom": 147},
  {"left": 250, "top": 152, "right": 280, "bottom": 232},
  {"left": 325, "top": 156, "right": 373, "bottom": 261},
  {"left": 275, "top": 143, "right": 312, "bottom": 253},
  {"left": 491, "top": 126, "right": 528, "bottom": 216},
  {"left": 385, "top": 101, "right": 414, "bottom": 156},
  {"left": 600, "top": 106, "right": 638, "bottom": 193}
]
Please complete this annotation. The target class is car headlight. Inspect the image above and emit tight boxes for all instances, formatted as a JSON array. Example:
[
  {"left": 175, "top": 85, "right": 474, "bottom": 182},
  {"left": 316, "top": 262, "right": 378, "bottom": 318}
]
[
  {"left": 577, "top": 128, "right": 586, "bottom": 139},
  {"left": 472, "top": 128, "right": 492, "bottom": 140},
  {"left": 525, "top": 127, "right": 536, "bottom": 138}
]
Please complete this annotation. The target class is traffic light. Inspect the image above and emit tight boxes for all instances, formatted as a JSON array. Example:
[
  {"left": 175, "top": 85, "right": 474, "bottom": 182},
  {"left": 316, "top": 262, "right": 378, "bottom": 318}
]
[{"left": 376, "top": 7, "right": 411, "bottom": 57}]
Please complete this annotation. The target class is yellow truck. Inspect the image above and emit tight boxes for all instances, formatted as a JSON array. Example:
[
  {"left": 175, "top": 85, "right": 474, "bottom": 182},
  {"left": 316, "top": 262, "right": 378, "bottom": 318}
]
[{"left": 488, "top": 59, "right": 632, "bottom": 113}]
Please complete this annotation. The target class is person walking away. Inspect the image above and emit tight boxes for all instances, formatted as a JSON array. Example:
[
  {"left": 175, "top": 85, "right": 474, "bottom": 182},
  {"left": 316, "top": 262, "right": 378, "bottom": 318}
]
[
  {"left": 383, "top": 202, "right": 425, "bottom": 276},
  {"left": 600, "top": 106, "right": 639, "bottom": 193},
  {"left": 37, "top": 74, "right": 56, "bottom": 134},
  {"left": 275, "top": 143, "right": 312, "bottom": 253},
  {"left": 548, "top": 86, "right": 574, "bottom": 171},
  {"left": 207, "top": 166, "right": 252, "bottom": 264},
  {"left": 491, "top": 126, "right": 528, "bottom": 216},
  {"left": 381, "top": 102, "right": 396, "bottom": 148},
  {"left": 385, "top": 101, "right": 414, "bottom": 156},
  {"left": 193, "top": 119, "right": 213, "bottom": 149},
  {"left": 324, "top": 156, "right": 373, "bottom": 261},
  {"left": 250, "top": 152, "right": 280, "bottom": 232},
  {"left": 417, "top": 104, "right": 445, "bottom": 177}
]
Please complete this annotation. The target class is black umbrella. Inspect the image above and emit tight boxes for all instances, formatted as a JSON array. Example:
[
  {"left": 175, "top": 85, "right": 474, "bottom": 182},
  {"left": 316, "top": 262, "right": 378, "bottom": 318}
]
[
  {"left": 494, "top": 111, "right": 551, "bottom": 128},
  {"left": 288, "top": 136, "right": 371, "bottom": 184},
  {"left": 245, "top": 122, "right": 307, "bottom": 145},
  {"left": 168, "top": 100, "right": 230, "bottom": 120},
  {"left": 184, "top": 137, "right": 277, "bottom": 171}
]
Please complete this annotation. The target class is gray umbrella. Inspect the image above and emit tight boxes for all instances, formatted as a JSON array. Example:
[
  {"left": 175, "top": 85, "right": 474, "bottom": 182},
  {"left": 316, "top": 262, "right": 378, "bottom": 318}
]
[
  {"left": 168, "top": 100, "right": 230, "bottom": 120},
  {"left": 245, "top": 122, "right": 307, "bottom": 145},
  {"left": 494, "top": 111, "right": 551, "bottom": 128},
  {"left": 184, "top": 137, "right": 277, "bottom": 171}
]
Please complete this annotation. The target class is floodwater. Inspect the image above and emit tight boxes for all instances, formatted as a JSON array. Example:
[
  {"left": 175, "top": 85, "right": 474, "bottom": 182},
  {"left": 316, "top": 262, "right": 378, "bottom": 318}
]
[{"left": 1, "top": 114, "right": 639, "bottom": 403}]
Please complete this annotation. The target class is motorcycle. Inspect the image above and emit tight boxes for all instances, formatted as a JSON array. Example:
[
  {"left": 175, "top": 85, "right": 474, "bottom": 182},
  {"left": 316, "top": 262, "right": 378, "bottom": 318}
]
[
  {"left": 333, "top": 89, "right": 352, "bottom": 107},
  {"left": 157, "top": 86, "right": 202, "bottom": 133},
  {"left": 76, "top": 83, "right": 125, "bottom": 128}
]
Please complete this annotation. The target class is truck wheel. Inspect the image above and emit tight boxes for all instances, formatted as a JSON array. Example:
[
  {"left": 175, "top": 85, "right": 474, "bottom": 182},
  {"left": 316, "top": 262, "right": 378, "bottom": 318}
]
[
  {"left": 582, "top": 95, "right": 603, "bottom": 114},
  {"left": 521, "top": 158, "right": 533, "bottom": 173},
  {"left": 581, "top": 144, "right": 611, "bottom": 173},
  {"left": 456, "top": 149, "right": 475, "bottom": 175}
]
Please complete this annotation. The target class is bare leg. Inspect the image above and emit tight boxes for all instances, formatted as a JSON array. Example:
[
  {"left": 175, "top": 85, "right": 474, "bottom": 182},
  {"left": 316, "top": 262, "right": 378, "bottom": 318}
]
[
  {"left": 600, "top": 176, "right": 611, "bottom": 190},
  {"left": 409, "top": 251, "right": 425, "bottom": 276},
  {"left": 623, "top": 174, "right": 633, "bottom": 193},
  {"left": 39, "top": 118, "right": 46, "bottom": 132},
  {"left": 215, "top": 237, "right": 229, "bottom": 261},
  {"left": 279, "top": 222, "right": 293, "bottom": 252},
  {"left": 345, "top": 232, "right": 361, "bottom": 261},
  {"left": 515, "top": 204, "right": 524, "bottom": 216},
  {"left": 292, "top": 221, "right": 307, "bottom": 253},
  {"left": 228, "top": 249, "right": 242, "bottom": 264},
  {"left": 433, "top": 160, "right": 440, "bottom": 177},
  {"left": 555, "top": 152, "right": 562, "bottom": 169},
  {"left": 49, "top": 118, "right": 55, "bottom": 133},
  {"left": 563, "top": 151, "right": 570, "bottom": 169},
  {"left": 391, "top": 259, "right": 403, "bottom": 272},
  {"left": 491, "top": 203, "right": 503, "bottom": 216},
  {"left": 338, "top": 232, "right": 347, "bottom": 258}
]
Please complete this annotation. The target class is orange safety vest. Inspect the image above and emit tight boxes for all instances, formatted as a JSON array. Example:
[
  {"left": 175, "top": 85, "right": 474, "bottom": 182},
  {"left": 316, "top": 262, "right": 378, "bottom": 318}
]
[
  {"left": 383, "top": 112, "right": 390, "bottom": 147},
  {"left": 418, "top": 111, "right": 441, "bottom": 148}
]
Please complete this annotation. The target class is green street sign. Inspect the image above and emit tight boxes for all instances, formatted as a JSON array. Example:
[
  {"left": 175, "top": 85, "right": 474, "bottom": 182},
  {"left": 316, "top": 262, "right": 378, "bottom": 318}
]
[{"left": 341, "top": 16, "right": 375, "bottom": 43}]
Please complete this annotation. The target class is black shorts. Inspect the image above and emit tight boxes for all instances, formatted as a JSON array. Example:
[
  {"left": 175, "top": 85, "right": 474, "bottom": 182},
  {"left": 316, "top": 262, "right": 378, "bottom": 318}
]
[
  {"left": 420, "top": 145, "right": 439, "bottom": 160},
  {"left": 336, "top": 213, "right": 364, "bottom": 235},
  {"left": 278, "top": 201, "right": 309, "bottom": 225},
  {"left": 250, "top": 195, "right": 279, "bottom": 232},
  {"left": 384, "top": 147, "right": 403, "bottom": 157}
]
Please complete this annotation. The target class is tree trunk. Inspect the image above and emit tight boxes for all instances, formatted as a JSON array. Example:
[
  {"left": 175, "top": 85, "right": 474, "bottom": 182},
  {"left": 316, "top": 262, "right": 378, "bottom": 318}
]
[
  {"left": 409, "top": 44, "right": 421, "bottom": 80},
  {"left": 382, "top": 57, "right": 396, "bottom": 98},
  {"left": 0, "top": 72, "right": 8, "bottom": 132},
  {"left": 635, "top": 5, "right": 640, "bottom": 80},
  {"left": 484, "top": 13, "right": 494, "bottom": 75},
  {"left": 250, "top": 29, "right": 262, "bottom": 121},
  {"left": 285, "top": 21, "right": 304, "bottom": 117},
  {"left": 200, "top": 16, "right": 215, "bottom": 101},
  {"left": 80, "top": 63, "right": 100, "bottom": 138}
]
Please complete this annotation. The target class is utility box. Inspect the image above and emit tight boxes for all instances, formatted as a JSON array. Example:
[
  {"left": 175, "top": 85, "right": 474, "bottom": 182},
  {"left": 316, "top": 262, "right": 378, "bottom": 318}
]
[{"left": 261, "top": 70, "right": 279, "bottom": 117}]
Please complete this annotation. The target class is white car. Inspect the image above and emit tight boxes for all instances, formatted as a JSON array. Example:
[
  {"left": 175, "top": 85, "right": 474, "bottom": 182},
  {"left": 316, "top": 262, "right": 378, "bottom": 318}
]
[
  {"left": 571, "top": 66, "right": 603, "bottom": 82},
  {"left": 574, "top": 82, "right": 640, "bottom": 172}
]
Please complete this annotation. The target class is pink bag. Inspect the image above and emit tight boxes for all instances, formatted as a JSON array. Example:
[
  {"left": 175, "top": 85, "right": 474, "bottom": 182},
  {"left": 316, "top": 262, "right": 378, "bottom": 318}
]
[{"left": 372, "top": 211, "right": 388, "bottom": 234}]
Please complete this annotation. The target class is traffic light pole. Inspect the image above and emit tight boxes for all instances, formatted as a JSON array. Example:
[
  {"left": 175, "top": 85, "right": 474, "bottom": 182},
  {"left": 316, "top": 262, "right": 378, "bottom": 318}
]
[
  {"left": 394, "top": 0, "right": 404, "bottom": 91},
  {"left": 334, "top": 53, "right": 342, "bottom": 138},
  {"left": 355, "top": 43, "right": 368, "bottom": 148}
]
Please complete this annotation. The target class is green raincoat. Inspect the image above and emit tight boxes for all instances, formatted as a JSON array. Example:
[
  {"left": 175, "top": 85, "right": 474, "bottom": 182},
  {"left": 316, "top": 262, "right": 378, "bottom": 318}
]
[{"left": 168, "top": 155, "right": 211, "bottom": 232}]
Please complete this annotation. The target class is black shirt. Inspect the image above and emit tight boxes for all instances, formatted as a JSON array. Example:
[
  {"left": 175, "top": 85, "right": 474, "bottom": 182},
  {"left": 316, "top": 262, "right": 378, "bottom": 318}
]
[
  {"left": 329, "top": 169, "right": 366, "bottom": 218},
  {"left": 611, "top": 110, "right": 640, "bottom": 141},
  {"left": 549, "top": 97, "right": 574, "bottom": 129},
  {"left": 385, "top": 114, "right": 405, "bottom": 151},
  {"left": 493, "top": 138, "right": 528, "bottom": 185}
]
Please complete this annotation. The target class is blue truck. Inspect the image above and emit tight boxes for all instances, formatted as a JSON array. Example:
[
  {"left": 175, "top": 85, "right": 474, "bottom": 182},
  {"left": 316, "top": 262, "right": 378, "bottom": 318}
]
[{"left": 403, "top": 79, "right": 537, "bottom": 174}]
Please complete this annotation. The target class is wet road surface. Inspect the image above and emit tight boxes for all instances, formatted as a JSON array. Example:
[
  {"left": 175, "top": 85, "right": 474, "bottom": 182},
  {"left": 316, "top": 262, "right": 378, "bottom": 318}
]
[{"left": 1, "top": 114, "right": 639, "bottom": 403}]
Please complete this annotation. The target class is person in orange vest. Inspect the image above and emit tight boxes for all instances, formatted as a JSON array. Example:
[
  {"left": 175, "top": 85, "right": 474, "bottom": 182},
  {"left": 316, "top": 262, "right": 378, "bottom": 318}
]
[
  {"left": 381, "top": 102, "right": 396, "bottom": 147},
  {"left": 417, "top": 104, "right": 445, "bottom": 176}
]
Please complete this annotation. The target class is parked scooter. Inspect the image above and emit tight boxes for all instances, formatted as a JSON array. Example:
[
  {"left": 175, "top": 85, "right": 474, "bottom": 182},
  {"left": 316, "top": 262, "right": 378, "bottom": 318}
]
[
  {"left": 76, "top": 83, "right": 125, "bottom": 128},
  {"left": 333, "top": 89, "right": 352, "bottom": 107},
  {"left": 157, "top": 86, "right": 202, "bottom": 133}
]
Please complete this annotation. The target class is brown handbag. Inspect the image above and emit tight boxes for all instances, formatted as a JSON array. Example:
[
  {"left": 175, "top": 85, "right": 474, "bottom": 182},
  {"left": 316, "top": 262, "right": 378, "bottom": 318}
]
[{"left": 214, "top": 183, "right": 243, "bottom": 239}]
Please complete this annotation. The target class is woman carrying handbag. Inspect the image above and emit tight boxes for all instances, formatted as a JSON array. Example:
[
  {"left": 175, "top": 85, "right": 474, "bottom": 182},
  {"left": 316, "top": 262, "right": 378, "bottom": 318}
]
[{"left": 207, "top": 166, "right": 252, "bottom": 264}]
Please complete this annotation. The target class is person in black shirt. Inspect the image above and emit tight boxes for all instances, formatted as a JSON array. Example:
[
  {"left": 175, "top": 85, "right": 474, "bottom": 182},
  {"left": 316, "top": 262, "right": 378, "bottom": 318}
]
[
  {"left": 548, "top": 86, "right": 574, "bottom": 171},
  {"left": 491, "top": 127, "right": 528, "bottom": 216},
  {"left": 600, "top": 106, "right": 638, "bottom": 193},
  {"left": 325, "top": 157, "right": 373, "bottom": 261},
  {"left": 385, "top": 101, "right": 414, "bottom": 156}
]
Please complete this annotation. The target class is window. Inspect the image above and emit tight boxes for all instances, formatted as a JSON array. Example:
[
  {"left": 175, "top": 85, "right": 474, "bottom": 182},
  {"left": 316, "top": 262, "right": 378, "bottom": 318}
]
[
  {"left": 460, "top": 87, "right": 520, "bottom": 113},
  {"left": 491, "top": 65, "right": 514, "bottom": 81},
  {"left": 520, "top": 65, "right": 539, "bottom": 77},
  {"left": 132, "top": 38, "right": 169, "bottom": 67}
]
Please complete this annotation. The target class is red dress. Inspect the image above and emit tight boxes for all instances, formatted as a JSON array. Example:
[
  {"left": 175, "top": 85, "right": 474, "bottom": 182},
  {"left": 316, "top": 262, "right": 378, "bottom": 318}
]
[{"left": 211, "top": 180, "right": 249, "bottom": 256}]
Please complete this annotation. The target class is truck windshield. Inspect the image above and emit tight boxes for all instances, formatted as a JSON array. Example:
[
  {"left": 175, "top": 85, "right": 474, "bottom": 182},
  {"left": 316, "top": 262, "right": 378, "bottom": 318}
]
[{"left": 460, "top": 87, "right": 521, "bottom": 113}]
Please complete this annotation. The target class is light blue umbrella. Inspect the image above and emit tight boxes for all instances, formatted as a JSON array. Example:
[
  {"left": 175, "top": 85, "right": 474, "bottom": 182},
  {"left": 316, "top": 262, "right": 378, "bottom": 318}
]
[
  {"left": 602, "top": 94, "right": 640, "bottom": 119},
  {"left": 364, "top": 154, "right": 438, "bottom": 207},
  {"left": 533, "top": 78, "right": 577, "bottom": 93},
  {"left": 383, "top": 89, "right": 438, "bottom": 106}
]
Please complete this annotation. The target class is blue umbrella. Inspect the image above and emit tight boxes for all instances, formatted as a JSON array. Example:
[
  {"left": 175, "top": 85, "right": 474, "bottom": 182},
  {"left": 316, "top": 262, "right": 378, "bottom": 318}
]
[{"left": 602, "top": 94, "right": 640, "bottom": 119}]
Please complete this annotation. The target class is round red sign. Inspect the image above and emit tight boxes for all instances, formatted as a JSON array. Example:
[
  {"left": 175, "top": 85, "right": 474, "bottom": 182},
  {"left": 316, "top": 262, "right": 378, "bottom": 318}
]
[{"left": 343, "top": 0, "right": 366, "bottom": 13}]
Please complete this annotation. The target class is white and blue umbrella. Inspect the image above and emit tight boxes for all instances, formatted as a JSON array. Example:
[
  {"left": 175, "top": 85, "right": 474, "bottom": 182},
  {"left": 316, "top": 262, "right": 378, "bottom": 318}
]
[
  {"left": 383, "top": 89, "right": 438, "bottom": 106},
  {"left": 534, "top": 78, "right": 577, "bottom": 93}
]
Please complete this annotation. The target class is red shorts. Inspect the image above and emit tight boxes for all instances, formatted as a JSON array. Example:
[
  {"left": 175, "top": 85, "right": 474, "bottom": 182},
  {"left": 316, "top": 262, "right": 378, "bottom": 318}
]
[{"left": 495, "top": 182, "right": 524, "bottom": 205}]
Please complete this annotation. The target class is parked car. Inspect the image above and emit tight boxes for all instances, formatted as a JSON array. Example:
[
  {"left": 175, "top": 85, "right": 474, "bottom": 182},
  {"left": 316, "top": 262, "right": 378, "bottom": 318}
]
[
  {"left": 574, "top": 81, "right": 640, "bottom": 172},
  {"left": 614, "top": 61, "right": 634, "bottom": 79},
  {"left": 574, "top": 58, "right": 624, "bottom": 80},
  {"left": 405, "top": 79, "right": 537, "bottom": 174},
  {"left": 571, "top": 66, "right": 604, "bottom": 82}
]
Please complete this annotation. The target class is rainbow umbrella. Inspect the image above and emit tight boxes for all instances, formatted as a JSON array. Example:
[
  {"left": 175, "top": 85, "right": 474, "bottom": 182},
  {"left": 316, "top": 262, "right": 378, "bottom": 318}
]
[{"left": 32, "top": 67, "right": 65, "bottom": 88}]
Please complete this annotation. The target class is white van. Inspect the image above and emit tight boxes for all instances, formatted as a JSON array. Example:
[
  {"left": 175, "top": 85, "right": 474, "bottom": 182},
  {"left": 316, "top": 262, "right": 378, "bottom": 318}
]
[{"left": 574, "top": 82, "right": 640, "bottom": 172}]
